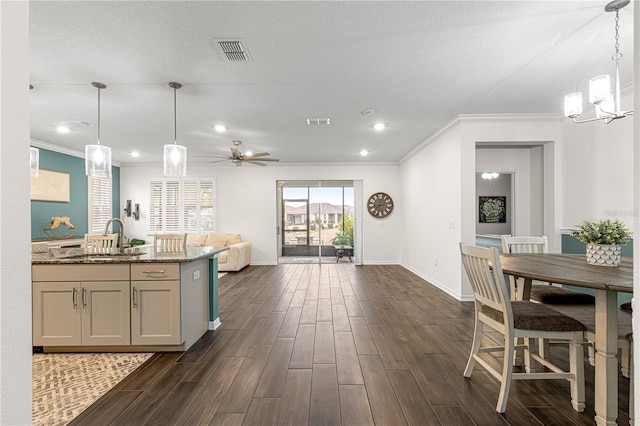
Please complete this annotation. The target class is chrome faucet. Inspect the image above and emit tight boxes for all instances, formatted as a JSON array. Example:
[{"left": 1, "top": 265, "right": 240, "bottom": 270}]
[{"left": 104, "top": 218, "right": 129, "bottom": 252}]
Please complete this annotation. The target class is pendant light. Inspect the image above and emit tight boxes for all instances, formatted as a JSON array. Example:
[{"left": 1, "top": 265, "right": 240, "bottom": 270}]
[
  {"left": 30, "top": 147, "right": 39, "bottom": 177},
  {"left": 85, "top": 82, "right": 112, "bottom": 177},
  {"left": 164, "top": 82, "right": 187, "bottom": 177},
  {"left": 29, "top": 85, "right": 39, "bottom": 177}
]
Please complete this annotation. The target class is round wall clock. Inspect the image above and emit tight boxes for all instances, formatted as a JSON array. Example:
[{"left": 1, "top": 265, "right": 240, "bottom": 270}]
[{"left": 368, "top": 192, "right": 394, "bottom": 218}]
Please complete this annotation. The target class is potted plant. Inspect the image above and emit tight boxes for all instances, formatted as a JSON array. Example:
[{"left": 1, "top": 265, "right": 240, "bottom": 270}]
[
  {"left": 571, "top": 219, "right": 631, "bottom": 266},
  {"left": 330, "top": 231, "right": 352, "bottom": 247}
]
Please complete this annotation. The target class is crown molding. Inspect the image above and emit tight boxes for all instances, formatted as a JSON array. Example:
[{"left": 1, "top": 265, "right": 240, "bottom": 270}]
[
  {"left": 30, "top": 138, "right": 122, "bottom": 167},
  {"left": 399, "top": 113, "right": 561, "bottom": 164}
]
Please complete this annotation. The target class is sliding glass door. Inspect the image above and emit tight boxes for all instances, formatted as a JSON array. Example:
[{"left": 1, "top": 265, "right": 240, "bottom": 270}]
[{"left": 279, "top": 181, "right": 354, "bottom": 263}]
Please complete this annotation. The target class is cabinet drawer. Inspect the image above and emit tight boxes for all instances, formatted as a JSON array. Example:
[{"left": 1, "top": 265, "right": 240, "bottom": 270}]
[
  {"left": 131, "top": 263, "right": 180, "bottom": 280},
  {"left": 32, "top": 264, "right": 129, "bottom": 282}
]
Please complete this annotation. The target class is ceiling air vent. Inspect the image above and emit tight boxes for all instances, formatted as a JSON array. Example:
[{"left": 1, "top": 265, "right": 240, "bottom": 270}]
[
  {"left": 212, "top": 39, "right": 251, "bottom": 62},
  {"left": 306, "top": 118, "right": 331, "bottom": 125}
]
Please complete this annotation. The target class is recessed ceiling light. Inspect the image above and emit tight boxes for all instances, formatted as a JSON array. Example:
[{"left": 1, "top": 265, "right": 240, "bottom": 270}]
[
  {"left": 56, "top": 125, "right": 70, "bottom": 133},
  {"left": 360, "top": 150, "right": 369, "bottom": 156},
  {"left": 214, "top": 124, "right": 226, "bottom": 133},
  {"left": 373, "top": 122, "right": 386, "bottom": 131},
  {"left": 130, "top": 151, "right": 141, "bottom": 158},
  {"left": 361, "top": 108, "right": 376, "bottom": 115}
]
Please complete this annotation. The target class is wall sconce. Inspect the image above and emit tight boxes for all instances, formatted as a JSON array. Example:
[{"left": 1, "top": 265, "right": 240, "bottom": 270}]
[
  {"left": 133, "top": 204, "right": 140, "bottom": 221},
  {"left": 123, "top": 200, "right": 133, "bottom": 217}
]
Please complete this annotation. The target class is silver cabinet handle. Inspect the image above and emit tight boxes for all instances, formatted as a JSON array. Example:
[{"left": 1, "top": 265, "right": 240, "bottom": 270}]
[
  {"left": 132, "top": 286, "right": 138, "bottom": 308},
  {"left": 72, "top": 288, "right": 78, "bottom": 309},
  {"left": 142, "top": 270, "right": 166, "bottom": 277},
  {"left": 82, "top": 288, "right": 87, "bottom": 309}
]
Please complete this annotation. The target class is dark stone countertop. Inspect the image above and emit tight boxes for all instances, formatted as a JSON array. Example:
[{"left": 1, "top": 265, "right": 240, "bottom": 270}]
[{"left": 32, "top": 246, "right": 229, "bottom": 264}]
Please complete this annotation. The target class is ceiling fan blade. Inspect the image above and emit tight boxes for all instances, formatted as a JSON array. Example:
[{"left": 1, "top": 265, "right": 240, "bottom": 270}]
[
  {"left": 245, "top": 161, "right": 267, "bottom": 166},
  {"left": 208, "top": 159, "right": 231, "bottom": 164},
  {"left": 244, "top": 157, "right": 279, "bottom": 162},
  {"left": 192, "top": 154, "right": 232, "bottom": 159},
  {"left": 247, "top": 152, "right": 271, "bottom": 158}
]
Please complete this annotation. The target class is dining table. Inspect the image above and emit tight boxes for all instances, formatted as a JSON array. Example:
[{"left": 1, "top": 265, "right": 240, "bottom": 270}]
[{"left": 498, "top": 253, "right": 633, "bottom": 426}]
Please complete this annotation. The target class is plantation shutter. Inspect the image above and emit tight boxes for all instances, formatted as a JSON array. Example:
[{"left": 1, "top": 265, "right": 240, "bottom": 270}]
[
  {"left": 88, "top": 176, "right": 112, "bottom": 234},
  {"left": 148, "top": 180, "right": 163, "bottom": 232},
  {"left": 147, "top": 177, "right": 215, "bottom": 233}
]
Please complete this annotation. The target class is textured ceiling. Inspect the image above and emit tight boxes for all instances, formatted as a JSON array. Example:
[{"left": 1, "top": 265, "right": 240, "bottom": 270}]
[{"left": 29, "top": 1, "right": 635, "bottom": 166}]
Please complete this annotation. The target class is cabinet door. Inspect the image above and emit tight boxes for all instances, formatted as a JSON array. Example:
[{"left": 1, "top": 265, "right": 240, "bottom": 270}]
[
  {"left": 33, "top": 282, "right": 81, "bottom": 346},
  {"left": 81, "top": 281, "right": 131, "bottom": 346},
  {"left": 131, "top": 280, "right": 181, "bottom": 345}
]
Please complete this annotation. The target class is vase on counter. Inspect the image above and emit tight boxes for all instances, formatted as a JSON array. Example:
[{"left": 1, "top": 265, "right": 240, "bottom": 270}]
[{"left": 586, "top": 243, "right": 621, "bottom": 267}]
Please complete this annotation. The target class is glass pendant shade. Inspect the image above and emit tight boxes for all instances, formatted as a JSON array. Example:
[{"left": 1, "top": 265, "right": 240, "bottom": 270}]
[
  {"left": 588, "top": 75, "right": 611, "bottom": 104},
  {"left": 564, "top": 92, "right": 583, "bottom": 118},
  {"left": 30, "top": 147, "right": 39, "bottom": 177},
  {"left": 164, "top": 144, "right": 187, "bottom": 177},
  {"left": 85, "top": 144, "right": 112, "bottom": 177}
]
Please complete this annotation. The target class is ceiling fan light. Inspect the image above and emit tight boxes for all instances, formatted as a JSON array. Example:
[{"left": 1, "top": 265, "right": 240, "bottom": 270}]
[
  {"left": 589, "top": 75, "right": 611, "bottom": 104},
  {"left": 30, "top": 147, "right": 39, "bottom": 177},
  {"left": 164, "top": 144, "right": 187, "bottom": 177},
  {"left": 564, "top": 92, "right": 583, "bottom": 118},
  {"left": 85, "top": 144, "right": 112, "bottom": 177}
]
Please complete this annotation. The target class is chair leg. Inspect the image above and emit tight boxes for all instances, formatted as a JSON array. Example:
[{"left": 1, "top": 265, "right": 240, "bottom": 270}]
[
  {"left": 629, "top": 335, "right": 634, "bottom": 425},
  {"left": 568, "top": 332, "right": 585, "bottom": 412},
  {"left": 464, "top": 317, "right": 483, "bottom": 378},
  {"left": 523, "top": 337, "right": 535, "bottom": 373},
  {"left": 588, "top": 341, "right": 595, "bottom": 367},
  {"left": 622, "top": 346, "right": 631, "bottom": 378},
  {"left": 497, "top": 333, "right": 515, "bottom": 413}
]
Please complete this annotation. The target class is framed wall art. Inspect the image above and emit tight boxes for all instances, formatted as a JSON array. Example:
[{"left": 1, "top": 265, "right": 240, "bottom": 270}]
[
  {"left": 31, "top": 169, "right": 70, "bottom": 202},
  {"left": 479, "top": 196, "right": 506, "bottom": 223}
]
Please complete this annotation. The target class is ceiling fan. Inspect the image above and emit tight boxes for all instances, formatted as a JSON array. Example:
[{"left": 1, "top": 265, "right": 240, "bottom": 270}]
[{"left": 195, "top": 140, "right": 280, "bottom": 166}]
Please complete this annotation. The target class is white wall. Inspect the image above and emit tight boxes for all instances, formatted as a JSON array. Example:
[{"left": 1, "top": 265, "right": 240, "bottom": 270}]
[
  {"left": 0, "top": 2, "right": 32, "bottom": 424},
  {"left": 120, "top": 163, "right": 403, "bottom": 265},
  {"left": 400, "top": 124, "right": 465, "bottom": 299},
  {"left": 559, "top": 93, "right": 635, "bottom": 231}
]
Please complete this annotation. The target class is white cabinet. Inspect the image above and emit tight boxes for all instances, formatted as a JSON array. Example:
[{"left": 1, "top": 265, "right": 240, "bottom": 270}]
[
  {"left": 131, "top": 264, "right": 181, "bottom": 345},
  {"left": 32, "top": 260, "right": 208, "bottom": 351},
  {"left": 32, "top": 264, "right": 130, "bottom": 346}
]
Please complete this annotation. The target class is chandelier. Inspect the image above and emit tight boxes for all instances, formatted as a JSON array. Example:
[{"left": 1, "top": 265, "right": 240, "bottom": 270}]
[{"left": 563, "top": 0, "right": 633, "bottom": 124}]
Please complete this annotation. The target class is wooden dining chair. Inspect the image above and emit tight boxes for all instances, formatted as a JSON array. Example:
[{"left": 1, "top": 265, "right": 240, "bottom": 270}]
[
  {"left": 84, "top": 233, "right": 118, "bottom": 254},
  {"left": 460, "top": 243, "right": 586, "bottom": 413},
  {"left": 154, "top": 233, "right": 187, "bottom": 253}
]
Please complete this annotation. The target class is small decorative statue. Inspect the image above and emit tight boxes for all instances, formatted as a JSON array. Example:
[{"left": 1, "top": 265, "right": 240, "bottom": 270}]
[{"left": 41, "top": 216, "right": 77, "bottom": 238}]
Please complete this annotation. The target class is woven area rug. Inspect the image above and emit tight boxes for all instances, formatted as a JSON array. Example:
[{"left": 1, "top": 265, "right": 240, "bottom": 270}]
[{"left": 33, "top": 352, "right": 152, "bottom": 426}]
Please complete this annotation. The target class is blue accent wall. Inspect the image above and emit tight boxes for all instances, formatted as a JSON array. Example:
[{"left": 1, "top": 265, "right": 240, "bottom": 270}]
[
  {"left": 31, "top": 148, "right": 120, "bottom": 240},
  {"left": 561, "top": 233, "right": 632, "bottom": 304}
]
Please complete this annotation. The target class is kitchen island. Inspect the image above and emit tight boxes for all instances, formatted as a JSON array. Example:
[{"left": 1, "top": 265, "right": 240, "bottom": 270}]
[{"left": 32, "top": 246, "right": 228, "bottom": 352}]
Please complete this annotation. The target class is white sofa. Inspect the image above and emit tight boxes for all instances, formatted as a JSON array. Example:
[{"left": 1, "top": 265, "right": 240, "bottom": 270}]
[{"left": 186, "top": 232, "right": 251, "bottom": 272}]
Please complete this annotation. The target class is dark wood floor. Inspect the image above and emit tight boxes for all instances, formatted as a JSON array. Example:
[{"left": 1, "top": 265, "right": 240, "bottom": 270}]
[{"left": 69, "top": 264, "right": 631, "bottom": 425}]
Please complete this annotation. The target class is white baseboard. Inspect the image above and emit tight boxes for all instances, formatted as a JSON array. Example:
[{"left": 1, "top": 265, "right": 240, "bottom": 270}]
[
  {"left": 209, "top": 318, "right": 221, "bottom": 330},
  {"left": 400, "top": 262, "right": 474, "bottom": 302}
]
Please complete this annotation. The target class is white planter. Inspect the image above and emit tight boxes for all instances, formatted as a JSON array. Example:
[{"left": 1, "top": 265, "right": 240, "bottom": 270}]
[{"left": 586, "top": 243, "right": 621, "bottom": 267}]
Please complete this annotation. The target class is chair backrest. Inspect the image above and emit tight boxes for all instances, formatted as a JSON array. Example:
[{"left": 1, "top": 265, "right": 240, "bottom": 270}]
[
  {"left": 459, "top": 243, "right": 511, "bottom": 318},
  {"left": 84, "top": 233, "right": 118, "bottom": 254},
  {"left": 501, "top": 235, "right": 548, "bottom": 254},
  {"left": 154, "top": 233, "right": 187, "bottom": 253}
]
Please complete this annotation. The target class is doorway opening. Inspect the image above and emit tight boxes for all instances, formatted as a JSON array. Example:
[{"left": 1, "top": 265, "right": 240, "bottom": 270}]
[{"left": 277, "top": 180, "right": 354, "bottom": 264}]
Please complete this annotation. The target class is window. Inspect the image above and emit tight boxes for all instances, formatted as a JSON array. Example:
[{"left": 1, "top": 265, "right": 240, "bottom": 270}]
[
  {"left": 148, "top": 177, "right": 215, "bottom": 233},
  {"left": 88, "top": 176, "right": 112, "bottom": 234}
]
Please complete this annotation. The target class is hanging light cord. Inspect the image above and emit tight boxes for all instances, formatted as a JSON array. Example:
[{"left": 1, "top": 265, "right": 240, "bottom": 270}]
[
  {"left": 173, "top": 84, "right": 177, "bottom": 144},
  {"left": 97, "top": 86, "right": 101, "bottom": 145}
]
